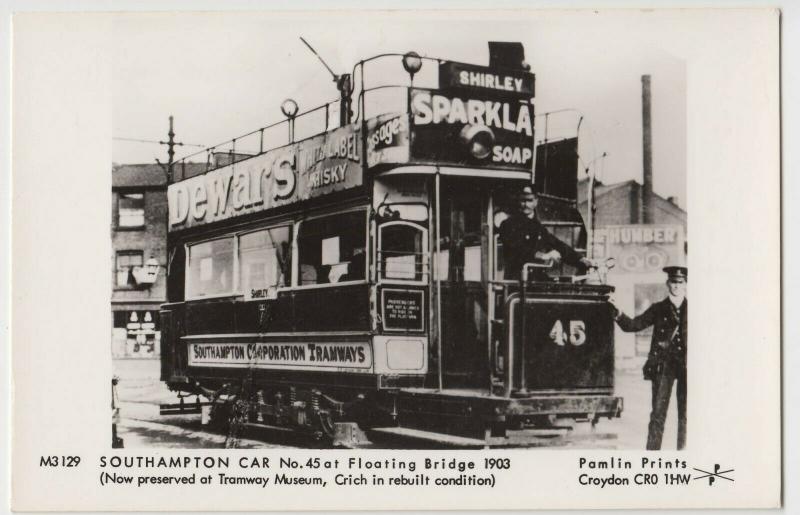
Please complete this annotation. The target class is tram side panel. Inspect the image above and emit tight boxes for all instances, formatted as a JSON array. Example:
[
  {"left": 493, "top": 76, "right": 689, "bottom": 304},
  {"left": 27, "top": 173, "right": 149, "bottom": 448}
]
[
  {"left": 161, "top": 290, "right": 432, "bottom": 388},
  {"left": 508, "top": 286, "right": 616, "bottom": 393}
]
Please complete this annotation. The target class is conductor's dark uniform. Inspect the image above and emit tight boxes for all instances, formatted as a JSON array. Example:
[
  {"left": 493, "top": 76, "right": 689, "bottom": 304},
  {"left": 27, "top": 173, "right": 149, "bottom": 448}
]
[
  {"left": 499, "top": 214, "right": 584, "bottom": 280},
  {"left": 616, "top": 273, "right": 687, "bottom": 450}
]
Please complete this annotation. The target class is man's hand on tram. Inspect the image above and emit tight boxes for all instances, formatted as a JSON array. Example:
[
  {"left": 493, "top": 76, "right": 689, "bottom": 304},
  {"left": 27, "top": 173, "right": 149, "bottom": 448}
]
[
  {"left": 607, "top": 295, "right": 623, "bottom": 320},
  {"left": 544, "top": 249, "right": 562, "bottom": 263},
  {"left": 579, "top": 257, "right": 593, "bottom": 269}
]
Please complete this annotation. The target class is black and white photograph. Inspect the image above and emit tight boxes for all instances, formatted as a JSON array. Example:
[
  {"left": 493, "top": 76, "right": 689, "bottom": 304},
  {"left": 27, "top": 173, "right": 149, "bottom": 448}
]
[
  {"left": 110, "top": 13, "right": 689, "bottom": 450},
  {"left": 9, "top": 7, "right": 783, "bottom": 511}
]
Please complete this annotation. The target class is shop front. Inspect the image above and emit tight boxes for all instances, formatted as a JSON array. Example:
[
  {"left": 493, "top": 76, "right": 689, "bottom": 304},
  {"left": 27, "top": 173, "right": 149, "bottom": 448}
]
[{"left": 591, "top": 224, "right": 686, "bottom": 368}]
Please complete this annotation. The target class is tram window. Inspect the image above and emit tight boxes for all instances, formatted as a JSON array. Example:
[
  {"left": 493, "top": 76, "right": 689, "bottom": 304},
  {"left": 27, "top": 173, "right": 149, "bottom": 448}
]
[
  {"left": 494, "top": 237, "right": 505, "bottom": 280},
  {"left": 379, "top": 223, "right": 425, "bottom": 281},
  {"left": 551, "top": 226, "right": 575, "bottom": 248},
  {"left": 186, "top": 237, "right": 235, "bottom": 298},
  {"left": 550, "top": 225, "right": 585, "bottom": 253},
  {"left": 297, "top": 211, "right": 366, "bottom": 285},
  {"left": 238, "top": 226, "right": 292, "bottom": 300}
]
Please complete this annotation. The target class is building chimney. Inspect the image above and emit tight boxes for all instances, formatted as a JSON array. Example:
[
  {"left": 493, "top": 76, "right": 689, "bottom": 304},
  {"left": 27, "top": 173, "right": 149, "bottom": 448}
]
[
  {"left": 641, "top": 75, "right": 654, "bottom": 224},
  {"left": 668, "top": 195, "right": 679, "bottom": 206}
]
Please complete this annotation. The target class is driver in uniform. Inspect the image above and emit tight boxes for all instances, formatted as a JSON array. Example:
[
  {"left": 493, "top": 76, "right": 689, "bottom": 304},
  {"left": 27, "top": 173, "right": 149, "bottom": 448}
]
[{"left": 499, "top": 185, "right": 592, "bottom": 280}]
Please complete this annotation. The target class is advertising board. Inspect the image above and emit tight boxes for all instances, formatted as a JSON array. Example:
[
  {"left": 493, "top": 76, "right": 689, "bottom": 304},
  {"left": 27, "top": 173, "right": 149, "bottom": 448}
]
[
  {"left": 365, "top": 113, "right": 410, "bottom": 168},
  {"left": 408, "top": 87, "right": 534, "bottom": 171},
  {"left": 593, "top": 225, "right": 685, "bottom": 273},
  {"left": 168, "top": 123, "right": 362, "bottom": 231}
]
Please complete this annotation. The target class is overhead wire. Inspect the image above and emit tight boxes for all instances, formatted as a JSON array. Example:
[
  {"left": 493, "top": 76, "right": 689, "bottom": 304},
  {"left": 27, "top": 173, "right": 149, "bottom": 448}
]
[{"left": 113, "top": 136, "right": 205, "bottom": 148}]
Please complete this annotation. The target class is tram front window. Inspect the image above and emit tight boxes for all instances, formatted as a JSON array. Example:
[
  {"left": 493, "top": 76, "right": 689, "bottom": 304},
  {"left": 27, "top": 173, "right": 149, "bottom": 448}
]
[
  {"left": 492, "top": 213, "right": 585, "bottom": 280},
  {"left": 379, "top": 222, "right": 425, "bottom": 281},
  {"left": 297, "top": 210, "right": 367, "bottom": 285},
  {"left": 186, "top": 237, "right": 235, "bottom": 298}
]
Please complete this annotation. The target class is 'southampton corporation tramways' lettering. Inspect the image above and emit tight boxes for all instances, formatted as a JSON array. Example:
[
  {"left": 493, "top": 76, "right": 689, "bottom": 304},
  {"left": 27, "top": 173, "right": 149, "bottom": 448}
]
[{"left": 189, "top": 342, "right": 371, "bottom": 370}]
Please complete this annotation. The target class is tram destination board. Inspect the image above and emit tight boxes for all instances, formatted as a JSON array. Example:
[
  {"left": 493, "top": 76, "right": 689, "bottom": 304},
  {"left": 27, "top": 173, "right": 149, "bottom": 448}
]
[{"left": 438, "top": 61, "right": 535, "bottom": 97}]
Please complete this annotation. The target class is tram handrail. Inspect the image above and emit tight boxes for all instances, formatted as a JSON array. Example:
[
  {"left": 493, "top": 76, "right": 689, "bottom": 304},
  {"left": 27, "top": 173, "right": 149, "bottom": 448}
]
[{"left": 170, "top": 53, "right": 453, "bottom": 182}]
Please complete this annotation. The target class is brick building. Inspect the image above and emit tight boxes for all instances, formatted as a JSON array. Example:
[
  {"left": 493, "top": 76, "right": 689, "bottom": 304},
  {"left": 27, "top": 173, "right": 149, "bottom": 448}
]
[
  {"left": 111, "top": 164, "right": 169, "bottom": 358},
  {"left": 577, "top": 178, "right": 686, "bottom": 228},
  {"left": 111, "top": 163, "right": 204, "bottom": 358}
]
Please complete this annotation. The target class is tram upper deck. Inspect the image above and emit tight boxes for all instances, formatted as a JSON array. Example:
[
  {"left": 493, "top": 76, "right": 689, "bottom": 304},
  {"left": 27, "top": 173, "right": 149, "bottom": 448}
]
[{"left": 161, "top": 45, "right": 599, "bottom": 397}]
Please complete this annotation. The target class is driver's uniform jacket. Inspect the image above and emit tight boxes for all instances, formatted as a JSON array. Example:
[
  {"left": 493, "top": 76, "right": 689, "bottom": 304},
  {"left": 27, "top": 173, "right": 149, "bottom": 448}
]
[{"left": 498, "top": 213, "right": 583, "bottom": 280}]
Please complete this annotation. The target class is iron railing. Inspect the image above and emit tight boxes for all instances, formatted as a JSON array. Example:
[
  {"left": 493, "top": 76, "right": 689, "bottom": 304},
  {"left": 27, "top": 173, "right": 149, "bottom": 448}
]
[{"left": 171, "top": 54, "right": 446, "bottom": 182}]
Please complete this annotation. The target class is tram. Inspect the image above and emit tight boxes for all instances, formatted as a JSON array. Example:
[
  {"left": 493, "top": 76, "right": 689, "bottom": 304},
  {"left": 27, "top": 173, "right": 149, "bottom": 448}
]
[{"left": 160, "top": 42, "right": 622, "bottom": 445}]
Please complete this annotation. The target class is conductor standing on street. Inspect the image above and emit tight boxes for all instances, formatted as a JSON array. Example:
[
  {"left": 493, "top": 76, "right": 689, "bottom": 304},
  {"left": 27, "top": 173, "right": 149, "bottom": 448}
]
[
  {"left": 499, "top": 185, "right": 592, "bottom": 280},
  {"left": 611, "top": 266, "right": 688, "bottom": 450}
]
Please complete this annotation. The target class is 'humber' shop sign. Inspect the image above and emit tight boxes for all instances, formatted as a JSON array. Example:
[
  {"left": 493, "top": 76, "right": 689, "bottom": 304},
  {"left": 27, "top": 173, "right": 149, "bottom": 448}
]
[{"left": 168, "top": 124, "right": 362, "bottom": 231}]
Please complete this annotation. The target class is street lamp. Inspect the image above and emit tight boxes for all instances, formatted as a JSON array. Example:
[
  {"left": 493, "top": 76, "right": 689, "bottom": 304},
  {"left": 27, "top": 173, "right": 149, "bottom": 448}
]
[
  {"left": 132, "top": 256, "right": 161, "bottom": 286},
  {"left": 402, "top": 51, "right": 423, "bottom": 85},
  {"left": 281, "top": 98, "right": 299, "bottom": 142}
]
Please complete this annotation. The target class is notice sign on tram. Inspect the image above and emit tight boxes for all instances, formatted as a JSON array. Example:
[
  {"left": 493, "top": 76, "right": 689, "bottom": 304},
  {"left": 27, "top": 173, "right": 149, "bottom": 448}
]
[
  {"left": 188, "top": 341, "right": 373, "bottom": 371},
  {"left": 381, "top": 288, "right": 425, "bottom": 332},
  {"left": 168, "top": 123, "right": 363, "bottom": 230}
]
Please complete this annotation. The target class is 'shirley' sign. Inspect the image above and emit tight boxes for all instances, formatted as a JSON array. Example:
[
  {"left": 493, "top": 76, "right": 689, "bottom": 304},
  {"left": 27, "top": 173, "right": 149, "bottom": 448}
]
[
  {"left": 439, "top": 61, "right": 535, "bottom": 96},
  {"left": 168, "top": 124, "right": 362, "bottom": 230}
]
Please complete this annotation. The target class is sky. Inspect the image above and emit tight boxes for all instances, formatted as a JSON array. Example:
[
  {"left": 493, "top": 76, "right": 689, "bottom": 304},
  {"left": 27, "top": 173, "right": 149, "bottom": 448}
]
[{"left": 112, "top": 10, "right": 686, "bottom": 205}]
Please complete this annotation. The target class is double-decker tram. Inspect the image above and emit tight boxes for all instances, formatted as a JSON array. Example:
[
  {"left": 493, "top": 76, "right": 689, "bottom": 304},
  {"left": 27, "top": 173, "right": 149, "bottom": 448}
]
[{"left": 160, "top": 42, "right": 622, "bottom": 446}]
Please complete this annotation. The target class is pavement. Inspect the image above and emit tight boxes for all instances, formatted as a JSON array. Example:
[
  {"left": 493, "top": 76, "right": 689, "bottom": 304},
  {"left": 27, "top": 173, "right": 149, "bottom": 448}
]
[
  {"left": 113, "top": 358, "right": 681, "bottom": 450},
  {"left": 113, "top": 358, "right": 287, "bottom": 448}
]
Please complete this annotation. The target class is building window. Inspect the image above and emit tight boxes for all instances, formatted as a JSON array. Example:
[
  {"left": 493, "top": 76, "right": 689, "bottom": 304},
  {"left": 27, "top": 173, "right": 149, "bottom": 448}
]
[
  {"left": 186, "top": 237, "right": 235, "bottom": 298},
  {"left": 238, "top": 226, "right": 292, "bottom": 300},
  {"left": 297, "top": 210, "right": 366, "bottom": 286},
  {"left": 118, "top": 192, "right": 145, "bottom": 228},
  {"left": 116, "top": 251, "right": 143, "bottom": 287}
]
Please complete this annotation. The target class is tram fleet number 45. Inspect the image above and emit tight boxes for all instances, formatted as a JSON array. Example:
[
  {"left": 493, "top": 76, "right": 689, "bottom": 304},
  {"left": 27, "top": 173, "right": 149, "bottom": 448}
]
[{"left": 549, "top": 320, "right": 587, "bottom": 346}]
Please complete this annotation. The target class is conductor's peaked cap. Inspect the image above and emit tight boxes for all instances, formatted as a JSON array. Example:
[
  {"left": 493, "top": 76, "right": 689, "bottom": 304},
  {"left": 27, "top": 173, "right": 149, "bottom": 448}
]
[{"left": 663, "top": 266, "right": 688, "bottom": 281}]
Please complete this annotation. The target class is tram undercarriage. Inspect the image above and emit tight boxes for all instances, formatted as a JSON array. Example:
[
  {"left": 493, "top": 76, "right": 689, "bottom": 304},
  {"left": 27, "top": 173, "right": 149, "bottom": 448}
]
[{"left": 163, "top": 378, "right": 622, "bottom": 448}]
